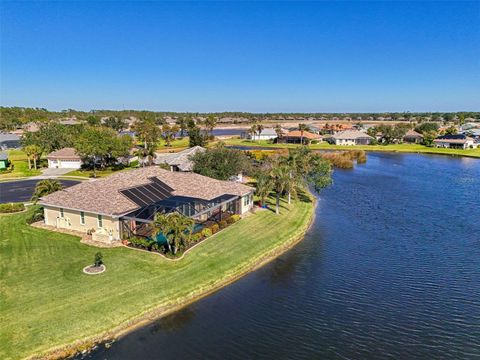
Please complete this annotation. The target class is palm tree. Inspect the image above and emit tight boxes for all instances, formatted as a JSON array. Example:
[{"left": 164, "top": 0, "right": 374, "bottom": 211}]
[
  {"left": 255, "top": 172, "right": 273, "bottom": 207},
  {"left": 24, "top": 145, "right": 37, "bottom": 170},
  {"left": 256, "top": 123, "right": 264, "bottom": 140},
  {"left": 274, "top": 124, "right": 283, "bottom": 139},
  {"left": 205, "top": 114, "right": 218, "bottom": 137},
  {"left": 298, "top": 123, "right": 309, "bottom": 145},
  {"left": 175, "top": 116, "right": 188, "bottom": 137},
  {"left": 31, "top": 179, "right": 63, "bottom": 203},
  {"left": 270, "top": 164, "right": 291, "bottom": 215},
  {"left": 249, "top": 124, "right": 257, "bottom": 140},
  {"left": 153, "top": 212, "right": 194, "bottom": 254}
]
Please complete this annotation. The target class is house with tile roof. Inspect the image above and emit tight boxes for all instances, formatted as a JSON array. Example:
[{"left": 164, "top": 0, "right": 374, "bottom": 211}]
[
  {"left": 403, "top": 129, "right": 424, "bottom": 144},
  {"left": 47, "top": 148, "right": 83, "bottom": 169},
  {"left": 39, "top": 166, "right": 254, "bottom": 244},
  {"left": 154, "top": 146, "right": 205, "bottom": 172},
  {"left": 280, "top": 130, "right": 322, "bottom": 144},
  {"left": 433, "top": 135, "right": 478, "bottom": 149},
  {"left": 332, "top": 130, "right": 374, "bottom": 145}
]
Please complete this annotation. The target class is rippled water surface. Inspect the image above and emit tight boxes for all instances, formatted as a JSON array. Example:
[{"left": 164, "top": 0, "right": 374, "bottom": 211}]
[{"left": 83, "top": 153, "right": 480, "bottom": 360}]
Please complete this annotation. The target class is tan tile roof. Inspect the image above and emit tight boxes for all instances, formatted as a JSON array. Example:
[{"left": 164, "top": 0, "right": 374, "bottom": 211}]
[
  {"left": 333, "top": 130, "right": 373, "bottom": 140},
  {"left": 154, "top": 146, "right": 205, "bottom": 171},
  {"left": 47, "top": 148, "right": 81, "bottom": 160},
  {"left": 39, "top": 166, "right": 253, "bottom": 216},
  {"left": 404, "top": 129, "right": 423, "bottom": 138},
  {"left": 285, "top": 130, "right": 322, "bottom": 139}
]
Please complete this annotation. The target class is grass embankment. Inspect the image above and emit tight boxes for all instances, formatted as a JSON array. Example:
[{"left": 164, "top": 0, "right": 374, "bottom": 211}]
[
  {"left": 64, "top": 166, "right": 135, "bottom": 178},
  {"left": 223, "top": 138, "right": 480, "bottom": 158},
  {"left": 0, "top": 195, "right": 314, "bottom": 360},
  {"left": 0, "top": 150, "right": 42, "bottom": 180}
]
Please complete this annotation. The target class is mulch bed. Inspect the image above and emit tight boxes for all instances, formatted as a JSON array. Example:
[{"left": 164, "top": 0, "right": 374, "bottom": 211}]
[{"left": 83, "top": 264, "right": 106, "bottom": 275}]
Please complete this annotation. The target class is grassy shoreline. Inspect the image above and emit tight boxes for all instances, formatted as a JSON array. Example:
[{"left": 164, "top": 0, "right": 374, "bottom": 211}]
[
  {"left": 1, "top": 195, "right": 315, "bottom": 360},
  {"left": 222, "top": 138, "right": 480, "bottom": 158}
]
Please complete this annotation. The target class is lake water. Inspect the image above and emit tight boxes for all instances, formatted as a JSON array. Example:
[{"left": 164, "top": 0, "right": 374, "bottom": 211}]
[{"left": 81, "top": 153, "right": 480, "bottom": 360}]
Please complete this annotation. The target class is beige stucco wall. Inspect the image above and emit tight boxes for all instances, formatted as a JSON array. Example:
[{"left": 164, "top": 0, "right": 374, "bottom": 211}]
[
  {"left": 240, "top": 192, "right": 254, "bottom": 214},
  {"left": 43, "top": 206, "right": 121, "bottom": 241}
]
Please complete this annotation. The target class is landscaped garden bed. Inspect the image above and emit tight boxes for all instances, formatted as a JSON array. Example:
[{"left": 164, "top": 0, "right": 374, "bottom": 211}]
[
  {"left": 0, "top": 202, "right": 25, "bottom": 214},
  {"left": 125, "top": 213, "right": 242, "bottom": 258}
]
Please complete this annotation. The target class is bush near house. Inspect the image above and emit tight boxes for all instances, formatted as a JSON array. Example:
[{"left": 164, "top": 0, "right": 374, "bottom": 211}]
[{"left": 0, "top": 202, "right": 25, "bottom": 213}]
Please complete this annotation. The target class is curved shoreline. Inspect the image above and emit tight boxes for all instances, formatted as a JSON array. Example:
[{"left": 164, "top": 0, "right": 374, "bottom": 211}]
[{"left": 29, "top": 198, "right": 317, "bottom": 360}]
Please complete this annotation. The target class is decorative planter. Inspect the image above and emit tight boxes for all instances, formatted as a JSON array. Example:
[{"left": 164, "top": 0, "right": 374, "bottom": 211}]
[{"left": 82, "top": 264, "right": 106, "bottom": 275}]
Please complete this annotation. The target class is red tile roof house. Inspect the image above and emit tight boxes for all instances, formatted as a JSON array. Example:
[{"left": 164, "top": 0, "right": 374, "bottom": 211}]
[
  {"left": 280, "top": 130, "right": 323, "bottom": 144},
  {"left": 47, "top": 147, "right": 83, "bottom": 169},
  {"left": 39, "top": 167, "right": 254, "bottom": 244}
]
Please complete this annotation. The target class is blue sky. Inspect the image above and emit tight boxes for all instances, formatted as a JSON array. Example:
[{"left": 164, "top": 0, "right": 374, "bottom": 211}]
[{"left": 1, "top": 1, "right": 479, "bottom": 112}]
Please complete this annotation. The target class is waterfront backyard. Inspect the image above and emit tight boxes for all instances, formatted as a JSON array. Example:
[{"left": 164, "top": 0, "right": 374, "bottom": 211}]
[{"left": 0, "top": 194, "right": 313, "bottom": 359}]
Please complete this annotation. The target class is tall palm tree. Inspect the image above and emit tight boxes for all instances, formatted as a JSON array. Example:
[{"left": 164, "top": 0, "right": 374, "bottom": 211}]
[
  {"left": 298, "top": 123, "right": 309, "bottom": 145},
  {"left": 270, "top": 164, "right": 291, "bottom": 215},
  {"left": 274, "top": 124, "right": 283, "bottom": 139},
  {"left": 175, "top": 116, "right": 188, "bottom": 137},
  {"left": 249, "top": 124, "right": 258, "bottom": 140},
  {"left": 31, "top": 179, "right": 63, "bottom": 203},
  {"left": 256, "top": 123, "right": 264, "bottom": 140}
]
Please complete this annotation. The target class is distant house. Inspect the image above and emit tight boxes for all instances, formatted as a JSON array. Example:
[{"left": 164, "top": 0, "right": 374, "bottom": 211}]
[
  {"left": 47, "top": 148, "right": 83, "bottom": 169},
  {"left": 0, "top": 133, "right": 21, "bottom": 150},
  {"left": 403, "top": 129, "right": 424, "bottom": 144},
  {"left": 242, "top": 128, "right": 278, "bottom": 141},
  {"left": 332, "top": 130, "right": 373, "bottom": 145},
  {"left": 0, "top": 152, "right": 9, "bottom": 170},
  {"left": 59, "top": 119, "right": 81, "bottom": 126},
  {"left": 281, "top": 130, "right": 322, "bottom": 144},
  {"left": 433, "top": 135, "right": 478, "bottom": 149},
  {"left": 154, "top": 146, "right": 205, "bottom": 172}
]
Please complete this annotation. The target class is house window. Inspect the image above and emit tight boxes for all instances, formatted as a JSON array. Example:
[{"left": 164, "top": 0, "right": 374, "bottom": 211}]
[
  {"left": 80, "top": 211, "right": 85, "bottom": 225},
  {"left": 97, "top": 214, "right": 103, "bottom": 228},
  {"left": 243, "top": 195, "right": 250, "bottom": 206},
  {"left": 60, "top": 208, "right": 64, "bottom": 218}
]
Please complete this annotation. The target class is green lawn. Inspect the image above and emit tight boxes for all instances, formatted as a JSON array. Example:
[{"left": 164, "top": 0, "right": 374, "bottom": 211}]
[
  {"left": 223, "top": 138, "right": 480, "bottom": 158},
  {"left": 0, "top": 150, "right": 44, "bottom": 180},
  {"left": 0, "top": 196, "right": 313, "bottom": 360}
]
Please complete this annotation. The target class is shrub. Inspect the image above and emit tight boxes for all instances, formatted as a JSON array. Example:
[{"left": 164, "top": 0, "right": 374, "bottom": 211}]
[
  {"left": 211, "top": 224, "right": 219, "bottom": 234},
  {"left": 26, "top": 206, "right": 44, "bottom": 224},
  {"left": 226, "top": 217, "right": 235, "bottom": 225},
  {"left": 230, "top": 214, "right": 241, "bottom": 222},
  {"left": 218, "top": 220, "right": 228, "bottom": 229},
  {"left": 94, "top": 252, "right": 103, "bottom": 267},
  {"left": 201, "top": 228, "right": 212, "bottom": 238},
  {"left": 129, "top": 160, "right": 139, "bottom": 168},
  {"left": 191, "top": 233, "right": 202, "bottom": 243},
  {"left": 129, "top": 237, "right": 155, "bottom": 250},
  {"left": 0, "top": 202, "right": 25, "bottom": 213}
]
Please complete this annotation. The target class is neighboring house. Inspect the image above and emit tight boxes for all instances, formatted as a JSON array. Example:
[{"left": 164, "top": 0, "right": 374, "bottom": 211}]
[
  {"left": 465, "top": 129, "right": 480, "bottom": 140},
  {"left": 433, "top": 135, "right": 478, "bottom": 149},
  {"left": 403, "top": 129, "right": 424, "bottom": 144},
  {"left": 0, "top": 152, "right": 9, "bottom": 170},
  {"left": 154, "top": 146, "right": 206, "bottom": 172},
  {"left": 47, "top": 148, "right": 83, "bottom": 169},
  {"left": 460, "top": 122, "right": 480, "bottom": 132},
  {"left": 306, "top": 124, "right": 322, "bottom": 134},
  {"left": 281, "top": 130, "right": 322, "bottom": 144},
  {"left": 242, "top": 128, "right": 278, "bottom": 140},
  {"left": 0, "top": 133, "right": 21, "bottom": 150},
  {"left": 332, "top": 130, "right": 374, "bottom": 145},
  {"left": 39, "top": 167, "right": 254, "bottom": 244}
]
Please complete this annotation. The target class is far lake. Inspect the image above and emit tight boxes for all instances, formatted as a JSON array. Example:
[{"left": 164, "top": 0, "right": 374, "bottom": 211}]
[{"left": 81, "top": 153, "right": 480, "bottom": 359}]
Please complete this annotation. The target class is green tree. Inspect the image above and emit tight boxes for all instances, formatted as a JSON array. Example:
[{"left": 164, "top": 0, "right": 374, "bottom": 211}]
[
  {"left": 254, "top": 172, "right": 273, "bottom": 207},
  {"left": 86, "top": 115, "right": 101, "bottom": 126},
  {"left": 445, "top": 126, "right": 458, "bottom": 135},
  {"left": 298, "top": 123, "right": 309, "bottom": 144},
  {"left": 269, "top": 164, "right": 291, "bottom": 215},
  {"left": 103, "top": 116, "right": 125, "bottom": 131},
  {"left": 175, "top": 116, "right": 188, "bottom": 137},
  {"left": 188, "top": 125, "right": 207, "bottom": 147},
  {"left": 249, "top": 124, "right": 257, "bottom": 140},
  {"left": 153, "top": 212, "right": 194, "bottom": 254},
  {"left": 133, "top": 119, "right": 161, "bottom": 166},
  {"left": 161, "top": 124, "right": 179, "bottom": 147},
  {"left": 204, "top": 114, "right": 218, "bottom": 137},
  {"left": 31, "top": 179, "right": 63, "bottom": 203},
  {"left": 191, "top": 146, "right": 251, "bottom": 180},
  {"left": 23, "top": 145, "right": 42, "bottom": 170}
]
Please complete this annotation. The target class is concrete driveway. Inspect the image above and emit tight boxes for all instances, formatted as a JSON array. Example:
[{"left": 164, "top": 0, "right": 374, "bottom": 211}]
[
  {"left": 0, "top": 179, "right": 80, "bottom": 203},
  {"left": 38, "top": 168, "right": 74, "bottom": 177}
]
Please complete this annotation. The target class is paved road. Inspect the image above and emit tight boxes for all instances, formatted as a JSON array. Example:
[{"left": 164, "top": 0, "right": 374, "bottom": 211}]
[{"left": 0, "top": 179, "right": 80, "bottom": 203}]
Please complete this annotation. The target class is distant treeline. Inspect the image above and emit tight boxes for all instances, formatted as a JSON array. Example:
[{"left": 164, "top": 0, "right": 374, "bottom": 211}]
[{"left": 0, "top": 106, "right": 479, "bottom": 131}]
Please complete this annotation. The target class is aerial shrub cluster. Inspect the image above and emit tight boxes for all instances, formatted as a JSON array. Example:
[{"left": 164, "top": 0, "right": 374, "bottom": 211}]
[{"left": 0, "top": 202, "right": 25, "bottom": 213}]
